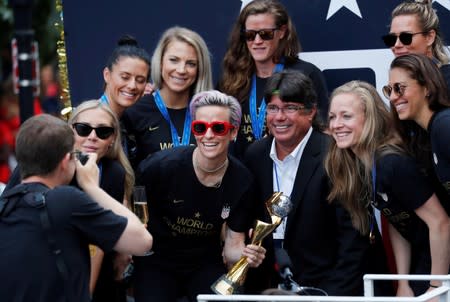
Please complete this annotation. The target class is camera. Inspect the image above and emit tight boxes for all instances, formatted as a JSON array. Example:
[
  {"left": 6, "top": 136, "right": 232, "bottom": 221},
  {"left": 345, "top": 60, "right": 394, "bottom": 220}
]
[
  {"left": 72, "top": 150, "right": 89, "bottom": 165},
  {"left": 78, "top": 152, "right": 89, "bottom": 165}
]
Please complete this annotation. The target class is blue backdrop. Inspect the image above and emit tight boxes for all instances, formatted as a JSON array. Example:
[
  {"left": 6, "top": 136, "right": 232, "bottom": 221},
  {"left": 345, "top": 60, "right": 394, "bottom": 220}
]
[{"left": 63, "top": 0, "right": 450, "bottom": 106}]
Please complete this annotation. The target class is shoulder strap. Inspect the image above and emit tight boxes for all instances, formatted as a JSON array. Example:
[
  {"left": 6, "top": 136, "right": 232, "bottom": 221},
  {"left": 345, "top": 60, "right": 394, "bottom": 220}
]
[{"left": 24, "top": 190, "right": 73, "bottom": 302}]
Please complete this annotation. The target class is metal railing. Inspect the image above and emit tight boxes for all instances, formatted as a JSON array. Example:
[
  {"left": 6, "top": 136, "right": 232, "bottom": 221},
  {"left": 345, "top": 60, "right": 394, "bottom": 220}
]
[{"left": 197, "top": 274, "right": 450, "bottom": 302}]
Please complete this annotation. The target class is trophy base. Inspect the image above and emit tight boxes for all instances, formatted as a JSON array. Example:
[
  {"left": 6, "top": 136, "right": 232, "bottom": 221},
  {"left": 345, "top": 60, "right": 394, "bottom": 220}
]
[{"left": 211, "top": 274, "right": 243, "bottom": 295}]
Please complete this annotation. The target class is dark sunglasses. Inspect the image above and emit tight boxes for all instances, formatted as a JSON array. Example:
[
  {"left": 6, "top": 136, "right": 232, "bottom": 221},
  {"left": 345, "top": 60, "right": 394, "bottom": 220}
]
[
  {"left": 73, "top": 123, "right": 115, "bottom": 140},
  {"left": 382, "top": 83, "right": 407, "bottom": 99},
  {"left": 382, "top": 31, "right": 428, "bottom": 47},
  {"left": 191, "top": 120, "right": 235, "bottom": 136},
  {"left": 242, "top": 28, "right": 279, "bottom": 41}
]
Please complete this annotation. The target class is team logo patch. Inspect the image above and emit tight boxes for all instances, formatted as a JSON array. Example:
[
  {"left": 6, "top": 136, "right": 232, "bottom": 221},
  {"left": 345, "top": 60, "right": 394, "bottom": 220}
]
[{"left": 221, "top": 204, "right": 230, "bottom": 219}]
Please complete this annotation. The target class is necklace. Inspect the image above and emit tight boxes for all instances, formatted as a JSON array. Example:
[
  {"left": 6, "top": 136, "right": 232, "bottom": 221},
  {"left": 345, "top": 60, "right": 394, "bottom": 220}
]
[{"left": 194, "top": 149, "right": 228, "bottom": 174}]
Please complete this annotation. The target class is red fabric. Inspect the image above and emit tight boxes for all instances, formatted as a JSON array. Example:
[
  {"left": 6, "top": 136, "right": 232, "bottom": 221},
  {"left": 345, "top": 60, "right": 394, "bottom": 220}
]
[
  {"left": 33, "top": 97, "right": 43, "bottom": 115},
  {"left": 0, "top": 164, "right": 10, "bottom": 184}
]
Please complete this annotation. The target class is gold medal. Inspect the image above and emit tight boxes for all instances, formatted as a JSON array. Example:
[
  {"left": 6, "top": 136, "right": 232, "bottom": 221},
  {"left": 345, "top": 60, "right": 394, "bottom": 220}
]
[{"left": 89, "top": 244, "right": 97, "bottom": 257}]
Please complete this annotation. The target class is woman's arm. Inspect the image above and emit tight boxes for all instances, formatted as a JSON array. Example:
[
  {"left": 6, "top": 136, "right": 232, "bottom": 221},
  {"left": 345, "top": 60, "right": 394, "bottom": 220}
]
[
  {"left": 415, "top": 193, "right": 450, "bottom": 287},
  {"left": 388, "top": 223, "right": 414, "bottom": 297}
]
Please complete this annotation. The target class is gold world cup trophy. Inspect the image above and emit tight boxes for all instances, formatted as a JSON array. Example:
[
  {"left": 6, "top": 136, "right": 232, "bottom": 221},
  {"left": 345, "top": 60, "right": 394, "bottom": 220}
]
[{"left": 211, "top": 192, "right": 292, "bottom": 295}]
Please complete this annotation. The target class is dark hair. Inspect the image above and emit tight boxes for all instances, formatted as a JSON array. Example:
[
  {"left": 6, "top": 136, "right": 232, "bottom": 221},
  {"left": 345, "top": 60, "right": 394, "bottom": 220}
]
[
  {"left": 390, "top": 53, "right": 450, "bottom": 112},
  {"left": 264, "top": 70, "right": 323, "bottom": 128},
  {"left": 389, "top": 54, "right": 450, "bottom": 179},
  {"left": 105, "top": 35, "right": 151, "bottom": 79},
  {"left": 16, "top": 114, "right": 74, "bottom": 178}
]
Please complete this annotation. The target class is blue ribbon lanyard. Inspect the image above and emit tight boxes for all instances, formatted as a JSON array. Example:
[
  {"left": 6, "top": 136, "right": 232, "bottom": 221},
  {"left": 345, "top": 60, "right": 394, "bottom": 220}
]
[
  {"left": 369, "top": 157, "right": 376, "bottom": 244},
  {"left": 249, "top": 63, "right": 284, "bottom": 140},
  {"left": 100, "top": 94, "right": 109, "bottom": 105},
  {"left": 154, "top": 90, "right": 191, "bottom": 147}
]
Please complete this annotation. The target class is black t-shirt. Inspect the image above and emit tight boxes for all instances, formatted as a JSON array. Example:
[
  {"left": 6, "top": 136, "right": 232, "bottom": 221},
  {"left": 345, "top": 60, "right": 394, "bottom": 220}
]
[
  {"left": 122, "top": 93, "right": 197, "bottom": 168},
  {"left": 136, "top": 146, "right": 255, "bottom": 269},
  {"left": 374, "top": 153, "right": 433, "bottom": 246},
  {"left": 429, "top": 109, "right": 450, "bottom": 199},
  {"left": 0, "top": 183, "right": 127, "bottom": 302},
  {"left": 232, "top": 59, "right": 329, "bottom": 159}
]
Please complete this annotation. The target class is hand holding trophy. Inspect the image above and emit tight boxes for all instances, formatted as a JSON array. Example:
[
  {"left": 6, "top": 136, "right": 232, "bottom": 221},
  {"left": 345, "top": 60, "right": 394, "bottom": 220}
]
[{"left": 211, "top": 192, "right": 292, "bottom": 295}]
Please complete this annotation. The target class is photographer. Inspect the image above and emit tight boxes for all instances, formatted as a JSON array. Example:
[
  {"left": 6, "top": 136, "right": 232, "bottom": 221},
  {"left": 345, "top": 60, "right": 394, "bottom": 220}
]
[{"left": 0, "top": 114, "right": 152, "bottom": 302}]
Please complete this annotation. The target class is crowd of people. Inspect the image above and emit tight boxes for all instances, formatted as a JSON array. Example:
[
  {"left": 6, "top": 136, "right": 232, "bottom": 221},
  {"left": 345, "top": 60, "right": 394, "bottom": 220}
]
[{"left": 1, "top": 0, "right": 449, "bottom": 302}]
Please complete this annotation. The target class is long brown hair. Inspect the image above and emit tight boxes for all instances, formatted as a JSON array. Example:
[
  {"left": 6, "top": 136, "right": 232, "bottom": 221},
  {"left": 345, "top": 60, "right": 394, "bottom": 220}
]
[{"left": 218, "top": 0, "right": 300, "bottom": 102}]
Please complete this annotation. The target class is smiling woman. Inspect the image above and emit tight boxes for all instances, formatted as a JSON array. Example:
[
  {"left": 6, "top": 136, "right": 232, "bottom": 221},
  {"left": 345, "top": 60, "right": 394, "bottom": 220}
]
[
  {"left": 325, "top": 79, "right": 450, "bottom": 297},
  {"left": 133, "top": 90, "right": 265, "bottom": 302},
  {"left": 68, "top": 100, "right": 136, "bottom": 302},
  {"left": 388, "top": 54, "right": 450, "bottom": 201},
  {"left": 122, "top": 26, "right": 213, "bottom": 168},
  {"left": 101, "top": 35, "right": 151, "bottom": 117}
]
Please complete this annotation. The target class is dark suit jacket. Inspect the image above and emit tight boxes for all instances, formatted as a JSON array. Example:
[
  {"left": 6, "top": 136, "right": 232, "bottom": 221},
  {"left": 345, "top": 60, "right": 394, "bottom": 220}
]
[{"left": 244, "top": 130, "right": 391, "bottom": 296}]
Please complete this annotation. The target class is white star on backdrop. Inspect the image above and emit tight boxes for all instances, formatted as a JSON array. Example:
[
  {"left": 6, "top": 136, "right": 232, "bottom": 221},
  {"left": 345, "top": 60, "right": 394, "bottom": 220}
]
[
  {"left": 238, "top": 0, "right": 450, "bottom": 20},
  {"left": 433, "top": 0, "right": 450, "bottom": 10},
  {"left": 241, "top": 0, "right": 253, "bottom": 11},
  {"left": 326, "top": 0, "right": 362, "bottom": 20}
]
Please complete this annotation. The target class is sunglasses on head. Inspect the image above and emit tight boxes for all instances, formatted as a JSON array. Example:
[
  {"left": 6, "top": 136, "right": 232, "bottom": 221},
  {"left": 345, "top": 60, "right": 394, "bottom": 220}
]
[
  {"left": 242, "top": 28, "right": 279, "bottom": 41},
  {"left": 382, "top": 83, "right": 407, "bottom": 99},
  {"left": 191, "top": 120, "right": 235, "bottom": 136},
  {"left": 382, "top": 31, "right": 428, "bottom": 47},
  {"left": 73, "top": 123, "right": 115, "bottom": 140}
]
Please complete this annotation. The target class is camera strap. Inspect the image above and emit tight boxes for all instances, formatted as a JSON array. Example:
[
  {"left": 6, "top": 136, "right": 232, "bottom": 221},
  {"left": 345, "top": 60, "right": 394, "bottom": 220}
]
[{"left": 1, "top": 183, "right": 73, "bottom": 302}]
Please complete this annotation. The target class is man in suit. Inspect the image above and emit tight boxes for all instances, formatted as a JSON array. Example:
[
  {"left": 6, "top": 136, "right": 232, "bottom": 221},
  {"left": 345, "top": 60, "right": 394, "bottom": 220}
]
[{"left": 244, "top": 70, "right": 391, "bottom": 296}]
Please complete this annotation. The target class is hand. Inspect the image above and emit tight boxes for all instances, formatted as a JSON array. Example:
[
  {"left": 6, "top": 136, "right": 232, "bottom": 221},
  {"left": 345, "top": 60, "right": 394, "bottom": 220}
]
[
  {"left": 113, "top": 253, "right": 132, "bottom": 281},
  {"left": 75, "top": 152, "right": 99, "bottom": 190},
  {"left": 144, "top": 82, "right": 155, "bottom": 95},
  {"left": 396, "top": 281, "right": 414, "bottom": 297},
  {"left": 242, "top": 244, "right": 266, "bottom": 268}
]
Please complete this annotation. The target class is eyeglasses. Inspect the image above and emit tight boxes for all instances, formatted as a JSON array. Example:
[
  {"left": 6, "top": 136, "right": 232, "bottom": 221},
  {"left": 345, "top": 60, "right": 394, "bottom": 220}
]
[
  {"left": 382, "top": 83, "right": 408, "bottom": 99},
  {"left": 69, "top": 150, "right": 81, "bottom": 160},
  {"left": 382, "top": 31, "right": 428, "bottom": 47},
  {"left": 191, "top": 120, "right": 235, "bottom": 136},
  {"left": 72, "top": 123, "right": 115, "bottom": 140},
  {"left": 266, "top": 104, "right": 305, "bottom": 115},
  {"left": 242, "top": 28, "right": 279, "bottom": 41}
]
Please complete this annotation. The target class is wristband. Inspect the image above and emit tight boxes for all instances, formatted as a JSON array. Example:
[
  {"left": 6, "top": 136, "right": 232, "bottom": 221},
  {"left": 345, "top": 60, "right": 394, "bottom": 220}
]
[{"left": 429, "top": 283, "right": 439, "bottom": 288}]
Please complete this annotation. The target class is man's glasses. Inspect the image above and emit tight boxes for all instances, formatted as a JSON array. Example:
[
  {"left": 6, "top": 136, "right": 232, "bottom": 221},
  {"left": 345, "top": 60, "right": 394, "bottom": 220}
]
[
  {"left": 266, "top": 104, "right": 305, "bottom": 115},
  {"left": 382, "top": 83, "right": 408, "bottom": 99},
  {"left": 72, "top": 123, "right": 114, "bottom": 140},
  {"left": 382, "top": 31, "right": 428, "bottom": 47},
  {"left": 191, "top": 120, "right": 235, "bottom": 136},
  {"left": 242, "top": 28, "right": 279, "bottom": 41}
]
